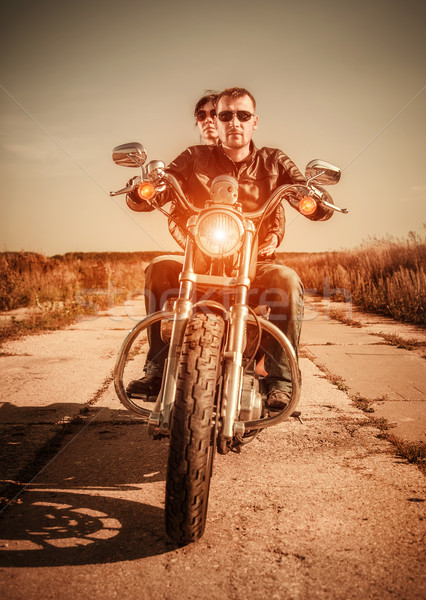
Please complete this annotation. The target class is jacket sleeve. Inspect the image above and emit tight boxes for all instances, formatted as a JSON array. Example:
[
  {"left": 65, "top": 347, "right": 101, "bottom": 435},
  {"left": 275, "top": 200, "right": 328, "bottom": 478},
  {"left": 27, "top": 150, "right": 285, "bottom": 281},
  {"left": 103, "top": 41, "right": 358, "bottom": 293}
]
[
  {"left": 260, "top": 203, "right": 286, "bottom": 246},
  {"left": 163, "top": 148, "right": 199, "bottom": 247},
  {"left": 277, "top": 150, "right": 307, "bottom": 186},
  {"left": 256, "top": 150, "right": 304, "bottom": 244},
  {"left": 164, "top": 147, "right": 196, "bottom": 194},
  {"left": 168, "top": 202, "right": 188, "bottom": 249}
]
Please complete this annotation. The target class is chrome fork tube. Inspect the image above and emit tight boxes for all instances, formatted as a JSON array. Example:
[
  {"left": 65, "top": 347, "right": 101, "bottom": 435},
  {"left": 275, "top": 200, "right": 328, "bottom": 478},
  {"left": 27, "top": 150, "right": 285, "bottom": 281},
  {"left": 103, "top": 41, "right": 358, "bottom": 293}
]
[
  {"left": 221, "top": 231, "right": 252, "bottom": 439},
  {"left": 148, "top": 237, "right": 195, "bottom": 432},
  {"left": 221, "top": 304, "right": 248, "bottom": 439}
]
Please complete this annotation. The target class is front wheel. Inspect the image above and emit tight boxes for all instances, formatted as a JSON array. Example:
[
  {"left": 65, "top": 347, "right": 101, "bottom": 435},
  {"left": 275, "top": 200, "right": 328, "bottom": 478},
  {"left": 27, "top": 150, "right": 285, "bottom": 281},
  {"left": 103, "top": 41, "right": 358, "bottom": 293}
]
[{"left": 165, "top": 311, "right": 225, "bottom": 545}]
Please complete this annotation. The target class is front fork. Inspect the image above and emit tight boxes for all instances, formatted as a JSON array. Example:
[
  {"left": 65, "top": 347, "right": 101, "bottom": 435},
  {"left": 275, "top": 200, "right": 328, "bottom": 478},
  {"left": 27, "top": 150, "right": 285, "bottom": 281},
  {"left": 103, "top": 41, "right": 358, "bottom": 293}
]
[
  {"left": 220, "top": 232, "right": 252, "bottom": 440},
  {"left": 219, "top": 231, "right": 302, "bottom": 440},
  {"left": 147, "top": 296, "right": 192, "bottom": 432},
  {"left": 149, "top": 228, "right": 253, "bottom": 438},
  {"left": 147, "top": 238, "right": 196, "bottom": 433},
  {"left": 221, "top": 303, "right": 248, "bottom": 439}
]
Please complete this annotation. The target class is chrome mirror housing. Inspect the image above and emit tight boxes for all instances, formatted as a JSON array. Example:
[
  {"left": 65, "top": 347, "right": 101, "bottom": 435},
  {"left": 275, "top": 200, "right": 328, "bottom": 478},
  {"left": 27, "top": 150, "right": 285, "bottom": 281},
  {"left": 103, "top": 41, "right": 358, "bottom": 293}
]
[
  {"left": 112, "top": 142, "right": 147, "bottom": 168},
  {"left": 305, "top": 160, "right": 341, "bottom": 185}
]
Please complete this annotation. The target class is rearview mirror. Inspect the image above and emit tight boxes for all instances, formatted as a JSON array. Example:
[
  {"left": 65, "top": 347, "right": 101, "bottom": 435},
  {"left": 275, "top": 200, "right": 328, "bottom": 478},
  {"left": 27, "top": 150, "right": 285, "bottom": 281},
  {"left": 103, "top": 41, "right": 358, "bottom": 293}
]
[
  {"left": 305, "top": 160, "right": 341, "bottom": 185},
  {"left": 112, "top": 142, "right": 147, "bottom": 168}
]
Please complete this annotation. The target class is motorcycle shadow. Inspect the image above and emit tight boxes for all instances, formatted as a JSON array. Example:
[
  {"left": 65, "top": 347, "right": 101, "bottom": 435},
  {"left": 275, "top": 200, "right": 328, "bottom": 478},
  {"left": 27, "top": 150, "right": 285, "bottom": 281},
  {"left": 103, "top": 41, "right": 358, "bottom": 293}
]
[
  {"left": 0, "top": 489, "right": 176, "bottom": 567},
  {"left": 0, "top": 413, "right": 177, "bottom": 566}
]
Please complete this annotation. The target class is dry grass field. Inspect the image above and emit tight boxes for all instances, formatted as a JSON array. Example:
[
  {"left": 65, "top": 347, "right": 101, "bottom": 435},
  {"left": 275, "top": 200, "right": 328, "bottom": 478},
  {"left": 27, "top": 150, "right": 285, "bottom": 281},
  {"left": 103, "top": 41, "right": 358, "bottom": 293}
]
[
  {"left": 0, "top": 251, "right": 155, "bottom": 312},
  {"left": 0, "top": 251, "right": 163, "bottom": 341},
  {"left": 278, "top": 233, "right": 425, "bottom": 326},
  {"left": 0, "top": 234, "right": 424, "bottom": 341}
]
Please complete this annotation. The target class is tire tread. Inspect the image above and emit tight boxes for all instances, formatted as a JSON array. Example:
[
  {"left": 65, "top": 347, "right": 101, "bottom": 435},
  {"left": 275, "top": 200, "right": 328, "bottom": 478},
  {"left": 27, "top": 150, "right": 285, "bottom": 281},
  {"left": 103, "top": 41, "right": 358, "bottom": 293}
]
[{"left": 165, "top": 312, "right": 224, "bottom": 544}]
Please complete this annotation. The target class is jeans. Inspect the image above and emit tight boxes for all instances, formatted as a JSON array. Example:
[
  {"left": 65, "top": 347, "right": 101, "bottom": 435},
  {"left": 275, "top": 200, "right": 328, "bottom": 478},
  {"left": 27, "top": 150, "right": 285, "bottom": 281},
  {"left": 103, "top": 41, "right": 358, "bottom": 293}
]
[{"left": 143, "top": 255, "right": 304, "bottom": 393}]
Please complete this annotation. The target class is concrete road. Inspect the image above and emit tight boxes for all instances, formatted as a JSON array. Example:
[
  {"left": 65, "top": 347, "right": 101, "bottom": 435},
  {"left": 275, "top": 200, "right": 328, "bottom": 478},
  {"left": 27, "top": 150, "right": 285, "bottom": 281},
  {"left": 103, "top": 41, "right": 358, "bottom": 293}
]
[
  {"left": 302, "top": 296, "right": 426, "bottom": 443},
  {"left": 0, "top": 298, "right": 425, "bottom": 599}
]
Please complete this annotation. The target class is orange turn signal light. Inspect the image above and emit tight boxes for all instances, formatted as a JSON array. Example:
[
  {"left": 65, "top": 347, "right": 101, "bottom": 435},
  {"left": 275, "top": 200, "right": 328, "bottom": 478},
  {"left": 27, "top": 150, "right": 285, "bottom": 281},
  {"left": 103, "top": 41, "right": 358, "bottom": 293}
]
[
  {"left": 298, "top": 196, "right": 317, "bottom": 216},
  {"left": 137, "top": 181, "right": 156, "bottom": 201}
]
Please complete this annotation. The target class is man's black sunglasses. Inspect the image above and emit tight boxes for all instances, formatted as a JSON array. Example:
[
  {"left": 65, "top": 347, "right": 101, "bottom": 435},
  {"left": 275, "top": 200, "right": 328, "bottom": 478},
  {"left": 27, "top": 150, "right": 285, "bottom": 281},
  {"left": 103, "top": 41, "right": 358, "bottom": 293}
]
[
  {"left": 196, "top": 109, "right": 216, "bottom": 121},
  {"left": 217, "top": 110, "right": 255, "bottom": 122}
]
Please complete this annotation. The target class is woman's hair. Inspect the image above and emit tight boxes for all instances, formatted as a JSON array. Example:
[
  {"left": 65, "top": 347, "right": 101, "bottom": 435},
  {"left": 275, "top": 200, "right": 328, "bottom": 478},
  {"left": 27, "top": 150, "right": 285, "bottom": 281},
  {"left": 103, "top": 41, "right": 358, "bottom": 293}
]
[{"left": 194, "top": 90, "right": 219, "bottom": 117}]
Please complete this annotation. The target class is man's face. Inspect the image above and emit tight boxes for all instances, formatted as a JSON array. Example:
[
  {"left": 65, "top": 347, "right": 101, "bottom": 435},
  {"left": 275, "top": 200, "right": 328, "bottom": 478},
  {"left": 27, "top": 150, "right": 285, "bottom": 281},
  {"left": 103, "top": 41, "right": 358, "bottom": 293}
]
[
  {"left": 215, "top": 95, "right": 258, "bottom": 150},
  {"left": 196, "top": 100, "right": 218, "bottom": 144}
]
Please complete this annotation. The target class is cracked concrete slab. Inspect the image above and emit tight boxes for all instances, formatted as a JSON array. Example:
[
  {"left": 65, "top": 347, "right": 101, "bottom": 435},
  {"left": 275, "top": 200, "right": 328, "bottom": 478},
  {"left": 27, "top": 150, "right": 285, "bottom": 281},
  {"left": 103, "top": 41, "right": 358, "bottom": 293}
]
[
  {"left": 372, "top": 400, "right": 425, "bottom": 443},
  {"left": 305, "top": 296, "right": 426, "bottom": 346},
  {"left": 305, "top": 337, "right": 425, "bottom": 402},
  {"left": 301, "top": 320, "right": 383, "bottom": 346},
  {"left": 302, "top": 298, "right": 425, "bottom": 443}
]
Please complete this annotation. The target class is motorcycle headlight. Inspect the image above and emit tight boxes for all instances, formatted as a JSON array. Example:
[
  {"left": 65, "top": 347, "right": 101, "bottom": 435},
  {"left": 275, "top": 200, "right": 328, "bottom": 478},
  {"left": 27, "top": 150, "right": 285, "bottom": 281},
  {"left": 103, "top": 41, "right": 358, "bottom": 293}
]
[{"left": 195, "top": 210, "right": 244, "bottom": 258}]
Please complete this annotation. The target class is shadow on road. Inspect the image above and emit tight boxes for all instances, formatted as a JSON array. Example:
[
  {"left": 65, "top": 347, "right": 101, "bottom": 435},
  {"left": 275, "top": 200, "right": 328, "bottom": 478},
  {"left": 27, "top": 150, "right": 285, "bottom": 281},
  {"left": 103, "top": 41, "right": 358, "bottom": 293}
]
[
  {"left": 0, "top": 410, "right": 177, "bottom": 566},
  {"left": 0, "top": 490, "right": 176, "bottom": 567},
  {"left": 1, "top": 403, "right": 169, "bottom": 489}
]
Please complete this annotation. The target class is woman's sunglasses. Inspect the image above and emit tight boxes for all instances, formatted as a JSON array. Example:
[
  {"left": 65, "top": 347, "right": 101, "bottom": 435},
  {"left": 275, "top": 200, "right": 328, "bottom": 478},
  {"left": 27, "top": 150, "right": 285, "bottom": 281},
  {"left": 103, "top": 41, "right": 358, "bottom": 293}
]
[
  {"left": 196, "top": 109, "right": 216, "bottom": 121},
  {"left": 217, "top": 110, "right": 254, "bottom": 122}
]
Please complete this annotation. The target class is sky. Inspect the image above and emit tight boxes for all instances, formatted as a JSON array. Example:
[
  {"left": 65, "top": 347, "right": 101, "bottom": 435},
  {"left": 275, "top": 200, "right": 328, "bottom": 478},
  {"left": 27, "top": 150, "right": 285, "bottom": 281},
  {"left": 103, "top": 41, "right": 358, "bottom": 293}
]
[{"left": 1, "top": 0, "right": 425, "bottom": 256}]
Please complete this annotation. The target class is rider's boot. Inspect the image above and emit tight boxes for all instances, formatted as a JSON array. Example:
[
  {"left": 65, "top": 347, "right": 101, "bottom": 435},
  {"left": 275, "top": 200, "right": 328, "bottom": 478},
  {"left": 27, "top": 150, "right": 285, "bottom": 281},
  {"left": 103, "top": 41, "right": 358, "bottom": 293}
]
[{"left": 126, "top": 375, "right": 162, "bottom": 401}]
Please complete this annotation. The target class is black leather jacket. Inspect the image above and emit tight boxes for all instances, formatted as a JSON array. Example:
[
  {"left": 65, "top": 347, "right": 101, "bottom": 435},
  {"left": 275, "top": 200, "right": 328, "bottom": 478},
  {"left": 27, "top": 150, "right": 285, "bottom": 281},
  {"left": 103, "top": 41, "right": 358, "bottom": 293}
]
[{"left": 129, "top": 142, "right": 332, "bottom": 249}]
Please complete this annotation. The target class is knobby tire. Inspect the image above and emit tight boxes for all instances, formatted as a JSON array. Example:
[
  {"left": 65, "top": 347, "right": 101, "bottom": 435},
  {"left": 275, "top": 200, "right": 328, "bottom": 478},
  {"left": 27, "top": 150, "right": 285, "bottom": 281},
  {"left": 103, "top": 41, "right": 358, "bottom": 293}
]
[{"left": 165, "top": 312, "right": 225, "bottom": 545}]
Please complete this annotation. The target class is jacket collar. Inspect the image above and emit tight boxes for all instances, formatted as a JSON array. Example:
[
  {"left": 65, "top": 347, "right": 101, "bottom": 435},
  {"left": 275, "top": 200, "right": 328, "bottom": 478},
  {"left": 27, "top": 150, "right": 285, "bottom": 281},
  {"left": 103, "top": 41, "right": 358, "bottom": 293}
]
[{"left": 216, "top": 140, "right": 257, "bottom": 165}]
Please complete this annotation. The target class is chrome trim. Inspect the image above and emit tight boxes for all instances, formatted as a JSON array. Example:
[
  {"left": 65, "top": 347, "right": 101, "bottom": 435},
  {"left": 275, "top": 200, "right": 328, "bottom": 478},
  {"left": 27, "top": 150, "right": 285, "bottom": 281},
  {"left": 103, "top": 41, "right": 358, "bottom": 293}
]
[
  {"left": 114, "top": 311, "right": 171, "bottom": 419},
  {"left": 234, "top": 315, "right": 301, "bottom": 432},
  {"left": 305, "top": 159, "right": 341, "bottom": 186},
  {"left": 112, "top": 142, "right": 147, "bottom": 168},
  {"left": 195, "top": 208, "right": 244, "bottom": 258},
  {"left": 149, "top": 297, "right": 192, "bottom": 431},
  {"left": 322, "top": 199, "right": 348, "bottom": 214}
]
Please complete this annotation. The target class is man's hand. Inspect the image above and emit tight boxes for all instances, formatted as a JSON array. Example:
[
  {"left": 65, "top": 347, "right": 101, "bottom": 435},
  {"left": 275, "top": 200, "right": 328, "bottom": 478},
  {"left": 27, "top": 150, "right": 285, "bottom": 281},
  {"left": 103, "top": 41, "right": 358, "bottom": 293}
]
[{"left": 258, "top": 233, "right": 279, "bottom": 257}]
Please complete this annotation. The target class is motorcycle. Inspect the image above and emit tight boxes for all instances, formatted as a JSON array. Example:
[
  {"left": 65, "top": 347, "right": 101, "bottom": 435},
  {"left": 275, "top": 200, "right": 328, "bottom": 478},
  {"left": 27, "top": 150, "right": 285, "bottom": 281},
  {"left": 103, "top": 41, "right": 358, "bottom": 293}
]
[{"left": 110, "top": 142, "right": 347, "bottom": 545}]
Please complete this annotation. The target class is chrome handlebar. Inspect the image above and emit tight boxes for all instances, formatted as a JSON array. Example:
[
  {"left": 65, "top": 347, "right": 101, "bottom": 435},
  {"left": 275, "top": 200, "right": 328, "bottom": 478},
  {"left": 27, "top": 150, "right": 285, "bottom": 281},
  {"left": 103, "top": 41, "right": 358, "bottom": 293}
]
[
  {"left": 110, "top": 184, "right": 137, "bottom": 197},
  {"left": 110, "top": 170, "right": 348, "bottom": 215}
]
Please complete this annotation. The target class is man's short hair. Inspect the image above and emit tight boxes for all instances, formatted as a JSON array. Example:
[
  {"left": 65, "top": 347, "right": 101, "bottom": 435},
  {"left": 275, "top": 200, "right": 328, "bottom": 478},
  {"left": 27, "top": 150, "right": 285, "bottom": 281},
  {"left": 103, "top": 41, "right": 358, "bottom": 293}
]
[
  {"left": 216, "top": 87, "right": 256, "bottom": 110},
  {"left": 194, "top": 91, "right": 218, "bottom": 118}
]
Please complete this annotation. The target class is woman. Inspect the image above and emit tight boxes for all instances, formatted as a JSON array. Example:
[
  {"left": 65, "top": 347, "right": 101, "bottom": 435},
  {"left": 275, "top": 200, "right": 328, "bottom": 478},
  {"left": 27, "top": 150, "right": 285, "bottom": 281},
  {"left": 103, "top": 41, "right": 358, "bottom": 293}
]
[{"left": 194, "top": 91, "right": 218, "bottom": 145}]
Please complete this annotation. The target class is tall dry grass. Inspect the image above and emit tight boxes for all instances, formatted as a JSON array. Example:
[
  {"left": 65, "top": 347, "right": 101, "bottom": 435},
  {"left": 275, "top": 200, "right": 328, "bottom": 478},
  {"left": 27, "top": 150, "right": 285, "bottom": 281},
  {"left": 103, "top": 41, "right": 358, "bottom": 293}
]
[
  {"left": 278, "top": 233, "right": 425, "bottom": 325},
  {"left": 0, "top": 251, "right": 162, "bottom": 313},
  {"left": 0, "top": 251, "right": 172, "bottom": 342},
  {"left": 1, "top": 234, "right": 424, "bottom": 339}
]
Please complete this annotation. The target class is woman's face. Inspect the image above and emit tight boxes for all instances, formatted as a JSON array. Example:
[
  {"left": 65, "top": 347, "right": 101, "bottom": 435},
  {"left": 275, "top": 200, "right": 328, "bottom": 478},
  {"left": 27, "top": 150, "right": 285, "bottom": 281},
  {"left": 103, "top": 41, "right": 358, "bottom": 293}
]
[{"left": 196, "top": 100, "right": 218, "bottom": 145}]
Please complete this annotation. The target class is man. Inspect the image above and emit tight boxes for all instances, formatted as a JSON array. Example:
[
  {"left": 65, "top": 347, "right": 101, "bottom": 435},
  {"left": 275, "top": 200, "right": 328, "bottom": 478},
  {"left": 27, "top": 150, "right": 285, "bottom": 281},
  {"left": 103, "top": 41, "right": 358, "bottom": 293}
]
[
  {"left": 194, "top": 91, "right": 218, "bottom": 145},
  {"left": 126, "top": 87, "right": 333, "bottom": 408}
]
